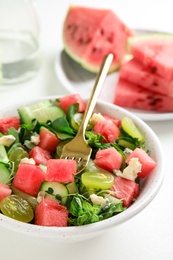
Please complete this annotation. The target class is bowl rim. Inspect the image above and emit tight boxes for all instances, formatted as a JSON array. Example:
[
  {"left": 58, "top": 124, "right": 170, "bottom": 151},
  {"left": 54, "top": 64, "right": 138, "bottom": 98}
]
[{"left": 0, "top": 95, "right": 165, "bottom": 240}]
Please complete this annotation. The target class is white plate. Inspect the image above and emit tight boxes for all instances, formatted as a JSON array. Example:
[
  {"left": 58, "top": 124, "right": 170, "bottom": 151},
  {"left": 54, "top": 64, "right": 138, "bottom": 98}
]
[{"left": 55, "top": 29, "right": 173, "bottom": 121}]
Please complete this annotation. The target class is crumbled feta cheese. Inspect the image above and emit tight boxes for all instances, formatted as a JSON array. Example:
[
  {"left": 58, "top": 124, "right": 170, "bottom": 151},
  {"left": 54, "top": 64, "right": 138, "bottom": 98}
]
[
  {"left": 0, "top": 134, "right": 16, "bottom": 147},
  {"left": 124, "top": 148, "right": 133, "bottom": 157},
  {"left": 115, "top": 158, "right": 142, "bottom": 181},
  {"left": 37, "top": 191, "right": 46, "bottom": 203},
  {"left": 90, "top": 194, "right": 110, "bottom": 209},
  {"left": 30, "top": 132, "right": 40, "bottom": 145},
  {"left": 90, "top": 113, "right": 105, "bottom": 125},
  {"left": 20, "top": 157, "right": 36, "bottom": 165},
  {"left": 37, "top": 191, "right": 54, "bottom": 203}
]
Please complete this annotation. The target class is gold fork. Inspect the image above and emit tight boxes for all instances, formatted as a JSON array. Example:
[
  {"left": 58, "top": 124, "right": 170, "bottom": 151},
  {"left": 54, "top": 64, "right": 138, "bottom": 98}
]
[{"left": 60, "top": 53, "right": 114, "bottom": 174}]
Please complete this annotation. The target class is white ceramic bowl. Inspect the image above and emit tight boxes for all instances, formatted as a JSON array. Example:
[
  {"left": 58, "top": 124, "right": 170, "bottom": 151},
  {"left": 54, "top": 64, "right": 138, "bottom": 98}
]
[{"left": 0, "top": 96, "right": 165, "bottom": 243}]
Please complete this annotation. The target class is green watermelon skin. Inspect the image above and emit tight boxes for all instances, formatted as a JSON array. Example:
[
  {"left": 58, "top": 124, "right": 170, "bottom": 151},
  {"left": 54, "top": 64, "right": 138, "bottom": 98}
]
[
  {"left": 127, "top": 34, "right": 173, "bottom": 80},
  {"left": 120, "top": 58, "right": 173, "bottom": 97},
  {"left": 63, "top": 6, "right": 134, "bottom": 73},
  {"left": 114, "top": 78, "right": 173, "bottom": 111}
]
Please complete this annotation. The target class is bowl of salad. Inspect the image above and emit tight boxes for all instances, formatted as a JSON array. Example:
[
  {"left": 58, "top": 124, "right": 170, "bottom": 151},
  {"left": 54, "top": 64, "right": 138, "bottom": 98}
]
[{"left": 0, "top": 94, "right": 164, "bottom": 243}]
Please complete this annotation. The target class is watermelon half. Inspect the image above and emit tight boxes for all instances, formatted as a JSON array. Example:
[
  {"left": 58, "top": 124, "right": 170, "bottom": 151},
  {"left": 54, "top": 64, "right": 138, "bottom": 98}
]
[
  {"left": 127, "top": 33, "right": 173, "bottom": 80},
  {"left": 63, "top": 6, "right": 134, "bottom": 73}
]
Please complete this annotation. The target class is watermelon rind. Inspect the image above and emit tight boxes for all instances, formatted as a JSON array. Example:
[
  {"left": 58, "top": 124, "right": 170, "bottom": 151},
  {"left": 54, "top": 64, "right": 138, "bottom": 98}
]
[
  {"left": 126, "top": 33, "right": 173, "bottom": 53},
  {"left": 63, "top": 45, "right": 120, "bottom": 74}
]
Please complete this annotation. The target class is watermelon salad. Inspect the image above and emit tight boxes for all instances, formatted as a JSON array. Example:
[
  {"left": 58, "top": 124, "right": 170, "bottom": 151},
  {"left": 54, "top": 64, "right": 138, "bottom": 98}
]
[{"left": 0, "top": 94, "right": 156, "bottom": 227}]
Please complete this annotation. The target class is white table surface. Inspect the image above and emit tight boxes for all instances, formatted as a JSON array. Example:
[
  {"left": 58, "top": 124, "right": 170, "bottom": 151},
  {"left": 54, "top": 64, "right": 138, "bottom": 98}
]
[{"left": 0, "top": 1, "right": 173, "bottom": 259}]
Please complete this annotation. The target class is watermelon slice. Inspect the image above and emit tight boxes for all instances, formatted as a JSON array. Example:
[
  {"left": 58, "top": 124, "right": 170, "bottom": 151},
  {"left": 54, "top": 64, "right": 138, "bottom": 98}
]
[
  {"left": 120, "top": 58, "right": 173, "bottom": 97},
  {"left": 63, "top": 6, "right": 134, "bottom": 73},
  {"left": 114, "top": 78, "right": 173, "bottom": 111},
  {"left": 127, "top": 33, "right": 173, "bottom": 80}
]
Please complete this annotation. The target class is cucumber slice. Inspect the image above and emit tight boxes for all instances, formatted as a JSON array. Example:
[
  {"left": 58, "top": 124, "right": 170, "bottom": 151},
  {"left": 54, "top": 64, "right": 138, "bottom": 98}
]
[
  {"left": 117, "top": 138, "right": 136, "bottom": 150},
  {"left": 18, "top": 100, "right": 65, "bottom": 124},
  {"left": 40, "top": 181, "right": 68, "bottom": 205},
  {"left": 70, "top": 113, "right": 83, "bottom": 130},
  {"left": 0, "top": 144, "right": 9, "bottom": 163},
  {"left": 66, "top": 182, "right": 78, "bottom": 194},
  {"left": 121, "top": 117, "right": 144, "bottom": 142},
  {"left": 0, "top": 162, "right": 12, "bottom": 185}
]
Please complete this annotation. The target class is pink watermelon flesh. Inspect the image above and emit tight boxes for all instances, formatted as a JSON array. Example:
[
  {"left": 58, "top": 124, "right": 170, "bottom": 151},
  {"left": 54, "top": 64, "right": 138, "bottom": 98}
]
[
  {"left": 114, "top": 78, "right": 173, "bottom": 111},
  {"left": 35, "top": 198, "right": 68, "bottom": 227},
  {"left": 29, "top": 146, "right": 52, "bottom": 165},
  {"left": 93, "top": 119, "right": 120, "bottom": 143},
  {"left": 39, "top": 127, "right": 60, "bottom": 152},
  {"left": 126, "top": 148, "right": 156, "bottom": 178},
  {"left": 120, "top": 58, "right": 173, "bottom": 97},
  {"left": 12, "top": 163, "right": 45, "bottom": 197},
  {"left": 58, "top": 94, "right": 86, "bottom": 113},
  {"left": 130, "top": 37, "right": 173, "bottom": 80},
  {"left": 94, "top": 147, "right": 123, "bottom": 172},
  {"left": 45, "top": 159, "right": 76, "bottom": 182},
  {"left": 63, "top": 6, "right": 134, "bottom": 72},
  {"left": 0, "top": 183, "right": 12, "bottom": 202},
  {"left": 110, "top": 176, "right": 139, "bottom": 207}
]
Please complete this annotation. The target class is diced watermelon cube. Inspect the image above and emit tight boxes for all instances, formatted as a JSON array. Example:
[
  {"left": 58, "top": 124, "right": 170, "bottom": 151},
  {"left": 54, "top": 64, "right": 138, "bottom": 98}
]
[
  {"left": 35, "top": 198, "right": 68, "bottom": 227},
  {"left": 29, "top": 146, "right": 52, "bottom": 165},
  {"left": 93, "top": 119, "right": 120, "bottom": 143},
  {"left": 38, "top": 127, "right": 60, "bottom": 152},
  {"left": 126, "top": 148, "right": 156, "bottom": 178},
  {"left": 110, "top": 176, "right": 139, "bottom": 207},
  {"left": 0, "top": 183, "right": 12, "bottom": 202},
  {"left": 45, "top": 159, "right": 76, "bottom": 182},
  {"left": 58, "top": 94, "right": 86, "bottom": 113},
  {"left": 94, "top": 147, "right": 123, "bottom": 172},
  {"left": 12, "top": 163, "right": 45, "bottom": 197},
  {"left": 102, "top": 114, "right": 121, "bottom": 128},
  {"left": 0, "top": 116, "right": 20, "bottom": 134}
]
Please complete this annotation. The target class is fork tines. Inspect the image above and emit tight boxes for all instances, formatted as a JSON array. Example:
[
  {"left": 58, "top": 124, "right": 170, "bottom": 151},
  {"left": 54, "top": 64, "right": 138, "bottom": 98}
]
[{"left": 61, "top": 156, "right": 82, "bottom": 163}]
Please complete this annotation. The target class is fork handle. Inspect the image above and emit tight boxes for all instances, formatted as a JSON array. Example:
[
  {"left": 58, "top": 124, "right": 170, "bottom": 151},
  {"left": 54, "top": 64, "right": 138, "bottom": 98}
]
[{"left": 76, "top": 53, "right": 114, "bottom": 138}]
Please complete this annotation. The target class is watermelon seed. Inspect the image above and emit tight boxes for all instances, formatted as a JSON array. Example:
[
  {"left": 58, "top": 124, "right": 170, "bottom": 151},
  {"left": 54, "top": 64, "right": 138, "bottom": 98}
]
[
  {"left": 152, "top": 81, "right": 158, "bottom": 86},
  {"left": 149, "top": 98, "right": 162, "bottom": 107},
  {"left": 66, "top": 23, "right": 78, "bottom": 39},
  {"left": 107, "top": 33, "right": 114, "bottom": 43},
  {"left": 78, "top": 37, "right": 92, "bottom": 45},
  {"left": 150, "top": 66, "right": 157, "bottom": 73},
  {"left": 100, "top": 29, "right": 104, "bottom": 35}
]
